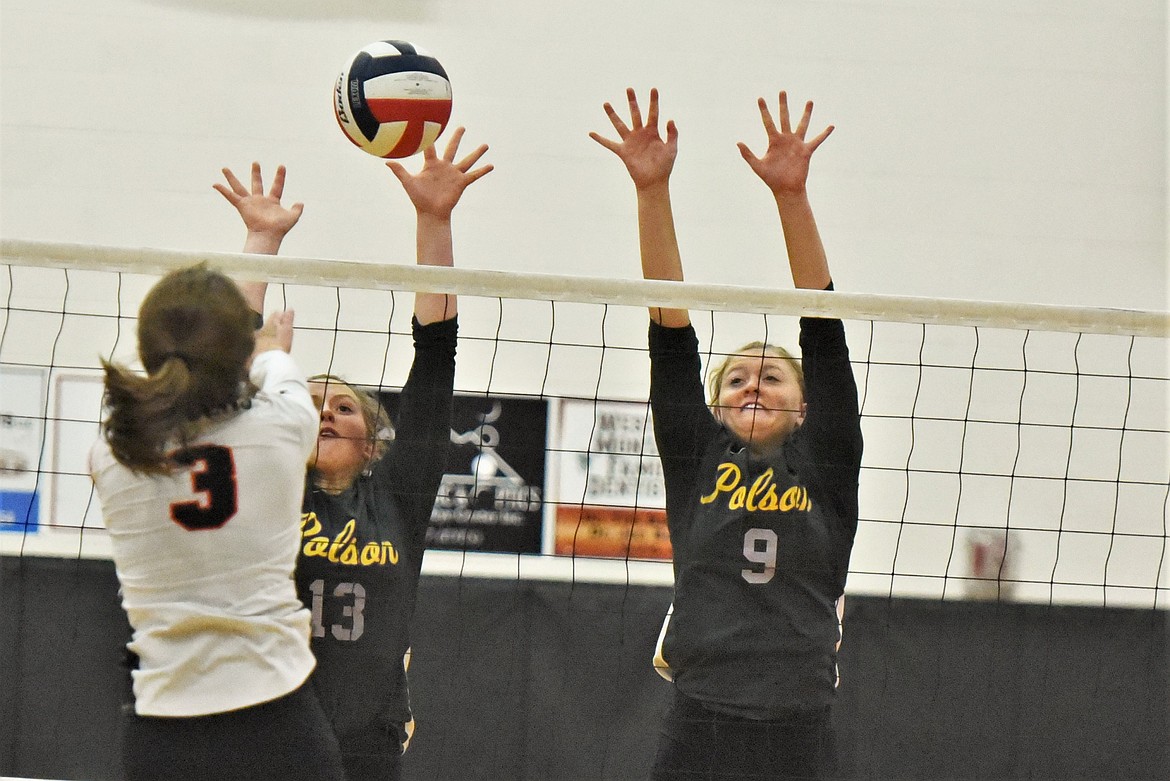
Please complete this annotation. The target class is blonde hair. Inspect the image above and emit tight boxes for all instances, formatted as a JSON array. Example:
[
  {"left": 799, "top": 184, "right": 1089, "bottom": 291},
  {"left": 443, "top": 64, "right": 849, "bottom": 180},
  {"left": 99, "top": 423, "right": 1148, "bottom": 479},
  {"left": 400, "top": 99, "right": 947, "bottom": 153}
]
[
  {"left": 706, "top": 341, "right": 805, "bottom": 409},
  {"left": 307, "top": 374, "right": 394, "bottom": 463},
  {"left": 101, "top": 264, "right": 255, "bottom": 474}
]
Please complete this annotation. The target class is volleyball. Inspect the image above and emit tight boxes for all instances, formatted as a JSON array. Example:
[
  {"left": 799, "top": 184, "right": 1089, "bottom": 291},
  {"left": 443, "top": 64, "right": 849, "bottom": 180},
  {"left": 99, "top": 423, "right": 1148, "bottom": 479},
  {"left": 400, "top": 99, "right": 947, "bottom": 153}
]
[{"left": 333, "top": 40, "right": 453, "bottom": 159}]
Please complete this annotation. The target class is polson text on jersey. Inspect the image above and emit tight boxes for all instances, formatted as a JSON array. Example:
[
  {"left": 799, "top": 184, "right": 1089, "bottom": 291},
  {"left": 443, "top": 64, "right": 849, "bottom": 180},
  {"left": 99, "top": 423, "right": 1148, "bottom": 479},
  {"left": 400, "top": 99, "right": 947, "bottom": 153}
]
[
  {"left": 699, "top": 463, "right": 812, "bottom": 513},
  {"left": 300, "top": 513, "right": 400, "bottom": 566}
]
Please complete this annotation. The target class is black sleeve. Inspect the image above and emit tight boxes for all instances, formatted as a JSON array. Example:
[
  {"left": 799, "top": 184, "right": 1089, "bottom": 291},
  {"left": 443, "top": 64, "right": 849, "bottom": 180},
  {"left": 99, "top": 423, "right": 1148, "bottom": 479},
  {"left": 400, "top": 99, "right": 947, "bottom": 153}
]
[
  {"left": 375, "top": 316, "right": 457, "bottom": 548},
  {"left": 648, "top": 321, "right": 719, "bottom": 462},
  {"left": 796, "top": 314, "right": 863, "bottom": 526}
]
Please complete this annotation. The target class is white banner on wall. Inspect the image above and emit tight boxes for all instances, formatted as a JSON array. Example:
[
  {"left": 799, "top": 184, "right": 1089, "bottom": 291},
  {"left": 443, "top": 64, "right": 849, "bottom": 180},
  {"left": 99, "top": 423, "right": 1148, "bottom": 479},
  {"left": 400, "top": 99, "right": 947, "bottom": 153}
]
[
  {"left": 551, "top": 398, "right": 671, "bottom": 561},
  {"left": 0, "top": 366, "right": 47, "bottom": 531}
]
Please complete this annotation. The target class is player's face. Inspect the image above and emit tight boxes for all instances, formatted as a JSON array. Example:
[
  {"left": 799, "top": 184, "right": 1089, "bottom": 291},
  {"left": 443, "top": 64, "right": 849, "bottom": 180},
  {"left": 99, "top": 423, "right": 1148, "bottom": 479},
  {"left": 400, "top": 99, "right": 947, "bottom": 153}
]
[
  {"left": 308, "top": 381, "right": 373, "bottom": 486},
  {"left": 713, "top": 350, "right": 805, "bottom": 453}
]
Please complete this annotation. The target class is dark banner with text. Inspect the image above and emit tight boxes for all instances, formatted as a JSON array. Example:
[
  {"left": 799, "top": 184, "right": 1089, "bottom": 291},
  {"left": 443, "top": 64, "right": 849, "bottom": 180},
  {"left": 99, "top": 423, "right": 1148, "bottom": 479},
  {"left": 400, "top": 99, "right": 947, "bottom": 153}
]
[{"left": 380, "top": 391, "right": 548, "bottom": 555}]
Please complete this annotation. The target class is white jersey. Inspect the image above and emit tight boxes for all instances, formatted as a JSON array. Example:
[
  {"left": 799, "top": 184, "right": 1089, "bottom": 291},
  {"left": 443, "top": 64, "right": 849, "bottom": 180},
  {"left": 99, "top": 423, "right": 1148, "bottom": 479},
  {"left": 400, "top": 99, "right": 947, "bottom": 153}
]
[{"left": 90, "top": 350, "right": 319, "bottom": 717}]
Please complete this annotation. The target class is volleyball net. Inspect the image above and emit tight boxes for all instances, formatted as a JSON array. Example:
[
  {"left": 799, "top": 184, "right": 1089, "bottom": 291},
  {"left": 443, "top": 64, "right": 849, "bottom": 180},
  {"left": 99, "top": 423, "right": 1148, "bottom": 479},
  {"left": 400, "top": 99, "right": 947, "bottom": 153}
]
[{"left": 2, "top": 238, "right": 1168, "bottom": 609}]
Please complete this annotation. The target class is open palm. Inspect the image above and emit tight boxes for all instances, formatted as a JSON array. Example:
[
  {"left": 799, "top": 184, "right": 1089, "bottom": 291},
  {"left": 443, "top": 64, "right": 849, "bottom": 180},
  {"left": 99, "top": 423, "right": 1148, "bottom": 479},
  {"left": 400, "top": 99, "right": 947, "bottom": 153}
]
[
  {"left": 738, "top": 92, "right": 833, "bottom": 195},
  {"left": 590, "top": 88, "right": 678, "bottom": 191}
]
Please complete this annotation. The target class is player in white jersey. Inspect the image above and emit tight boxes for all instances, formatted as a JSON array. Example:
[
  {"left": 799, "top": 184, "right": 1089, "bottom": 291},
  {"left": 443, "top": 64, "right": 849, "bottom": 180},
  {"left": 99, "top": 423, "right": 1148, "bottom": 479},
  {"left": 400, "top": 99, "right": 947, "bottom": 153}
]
[{"left": 90, "top": 264, "right": 345, "bottom": 781}]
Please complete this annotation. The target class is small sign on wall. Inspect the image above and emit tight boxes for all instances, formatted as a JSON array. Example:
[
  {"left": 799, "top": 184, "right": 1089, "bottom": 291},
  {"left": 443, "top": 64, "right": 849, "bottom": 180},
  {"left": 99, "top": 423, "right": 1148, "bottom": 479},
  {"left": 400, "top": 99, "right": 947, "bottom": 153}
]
[
  {"left": 0, "top": 366, "right": 47, "bottom": 532},
  {"left": 381, "top": 391, "right": 549, "bottom": 555},
  {"left": 551, "top": 398, "right": 671, "bottom": 561}
]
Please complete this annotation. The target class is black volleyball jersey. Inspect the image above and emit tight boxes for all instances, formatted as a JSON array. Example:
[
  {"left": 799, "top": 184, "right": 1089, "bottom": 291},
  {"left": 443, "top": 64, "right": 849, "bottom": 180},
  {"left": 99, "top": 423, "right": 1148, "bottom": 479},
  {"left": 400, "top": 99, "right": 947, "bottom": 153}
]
[
  {"left": 295, "top": 316, "right": 456, "bottom": 745},
  {"left": 650, "top": 314, "right": 862, "bottom": 719}
]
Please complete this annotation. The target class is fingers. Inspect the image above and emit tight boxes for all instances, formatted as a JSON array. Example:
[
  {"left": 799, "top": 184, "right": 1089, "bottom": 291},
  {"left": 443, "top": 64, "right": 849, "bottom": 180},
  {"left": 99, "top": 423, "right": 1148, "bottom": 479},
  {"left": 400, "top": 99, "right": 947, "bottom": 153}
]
[
  {"left": 215, "top": 166, "right": 248, "bottom": 202},
  {"left": 646, "top": 87, "right": 660, "bottom": 130},
  {"left": 807, "top": 124, "right": 834, "bottom": 152},
  {"left": 250, "top": 161, "right": 264, "bottom": 195},
  {"left": 442, "top": 126, "right": 467, "bottom": 160},
  {"left": 592, "top": 88, "right": 668, "bottom": 153},
  {"left": 588, "top": 131, "right": 621, "bottom": 154},
  {"left": 625, "top": 87, "right": 644, "bottom": 130},
  {"left": 776, "top": 91, "right": 792, "bottom": 135},
  {"left": 263, "top": 309, "right": 293, "bottom": 329},
  {"left": 385, "top": 159, "right": 408, "bottom": 183},
  {"left": 222, "top": 166, "right": 247, "bottom": 193},
  {"left": 601, "top": 101, "right": 631, "bottom": 137},
  {"left": 793, "top": 98, "right": 813, "bottom": 140},
  {"left": 211, "top": 181, "right": 239, "bottom": 204},
  {"left": 269, "top": 165, "right": 288, "bottom": 199},
  {"left": 757, "top": 97, "right": 778, "bottom": 136},
  {"left": 463, "top": 162, "right": 494, "bottom": 185},
  {"left": 385, "top": 132, "right": 493, "bottom": 188},
  {"left": 216, "top": 163, "right": 294, "bottom": 203},
  {"left": 258, "top": 309, "right": 296, "bottom": 353},
  {"left": 757, "top": 92, "right": 832, "bottom": 149},
  {"left": 736, "top": 141, "right": 759, "bottom": 166},
  {"left": 456, "top": 142, "right": 490, "bottom": 172},
  {"left": 665, "top": 119, "right": 678, "bottom": 145}
]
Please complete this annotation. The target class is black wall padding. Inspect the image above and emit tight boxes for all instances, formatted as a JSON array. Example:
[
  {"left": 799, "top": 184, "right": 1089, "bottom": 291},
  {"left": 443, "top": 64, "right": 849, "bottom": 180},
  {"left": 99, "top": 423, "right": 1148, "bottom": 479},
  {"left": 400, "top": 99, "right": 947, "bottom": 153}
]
[{"left": 2, "top": 555, "right": 1166, "bottom": 780}]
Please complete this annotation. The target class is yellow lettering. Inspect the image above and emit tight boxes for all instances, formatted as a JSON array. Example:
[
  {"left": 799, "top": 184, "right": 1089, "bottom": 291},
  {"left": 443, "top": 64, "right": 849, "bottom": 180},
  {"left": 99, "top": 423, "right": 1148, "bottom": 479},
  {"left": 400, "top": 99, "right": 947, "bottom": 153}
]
[
  {"left": 747, "top": 469, "right": 775, "bottom": 512},
  {"left": 729, "top": 486, "right": 746, "bottom": 510},
  {"left": 301, "top": 512, "right": 322, "bottom": 537},
  {"left": 328, "top": 520, "right": 357, "bottom": 562},
  {"left": 300, "top": 517, "right": 399, "bottom": 567},
  {"left": 759, "top": 484, "right": 779, "bottom": 511},
  {"left": 778, "top": 486, "right": 807, "bottom": 511},
  {"left": 700, "top": 463, "right": 742, "bottom": 504},
  {"left": 360, "top": 542, "right": 382, "bottom": 566},
  {"left": 304, "top": 536, "right": 329, "bottom": 557}
]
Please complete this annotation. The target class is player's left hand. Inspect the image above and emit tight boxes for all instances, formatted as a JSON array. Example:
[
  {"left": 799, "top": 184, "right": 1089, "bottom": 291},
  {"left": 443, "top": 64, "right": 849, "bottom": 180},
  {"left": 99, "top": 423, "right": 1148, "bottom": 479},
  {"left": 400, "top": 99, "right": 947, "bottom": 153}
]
[
  {"left": 738, "top": 92, "right": 833, "bottom": 196},
  {"left": 253, "top": 309, "right": 295, "bottom": 357},
  {"left": 215, "top": 163, "right": 305, "bottom": 240},
  {"left": 386, "top": 127, "right": 493, "bottom": 220}
]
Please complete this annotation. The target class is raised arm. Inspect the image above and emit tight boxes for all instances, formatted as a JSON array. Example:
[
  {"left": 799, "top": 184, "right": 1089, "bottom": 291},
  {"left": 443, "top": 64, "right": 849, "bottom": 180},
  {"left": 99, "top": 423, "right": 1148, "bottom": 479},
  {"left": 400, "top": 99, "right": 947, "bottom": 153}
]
[
  {"left": 590, "top": 88, "right": 689, "bottom": 327},
  {"left": 738, "top": 92, "right": 834, "bottom": 291},
  {"left": 386, "top": 127, "right": 493, "bottom": 325},
  {"left": 213, "top": 163, "right": 304, "bottom": 313}
]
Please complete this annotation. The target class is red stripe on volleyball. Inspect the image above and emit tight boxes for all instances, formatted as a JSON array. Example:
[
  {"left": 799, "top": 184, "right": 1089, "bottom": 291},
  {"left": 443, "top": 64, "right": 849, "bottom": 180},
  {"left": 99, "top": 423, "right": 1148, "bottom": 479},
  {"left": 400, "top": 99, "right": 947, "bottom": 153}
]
[
  {"left": 367, "top": 98, "right": 452, "bottom": 157},
  {"left": 366, "top": 98, "right": 452, "bottom": 125}
]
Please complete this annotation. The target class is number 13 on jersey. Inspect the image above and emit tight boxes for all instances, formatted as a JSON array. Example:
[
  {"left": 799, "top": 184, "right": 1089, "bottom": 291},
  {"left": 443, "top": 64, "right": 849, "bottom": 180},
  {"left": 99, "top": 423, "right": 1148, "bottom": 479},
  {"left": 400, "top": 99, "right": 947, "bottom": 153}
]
[{"left": 308, "top": 579, "right": 366, "bottom": 641}]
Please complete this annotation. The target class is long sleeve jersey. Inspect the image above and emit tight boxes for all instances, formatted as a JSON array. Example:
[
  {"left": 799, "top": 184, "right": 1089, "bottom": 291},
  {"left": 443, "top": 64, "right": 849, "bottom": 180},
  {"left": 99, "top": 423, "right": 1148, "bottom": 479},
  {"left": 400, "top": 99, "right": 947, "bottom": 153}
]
[
  {"left": 295, "top": 316, "right": 456, "bottom": 747},
  {"left": 650, "top": 314, "right": 862, "bottom": 718}
]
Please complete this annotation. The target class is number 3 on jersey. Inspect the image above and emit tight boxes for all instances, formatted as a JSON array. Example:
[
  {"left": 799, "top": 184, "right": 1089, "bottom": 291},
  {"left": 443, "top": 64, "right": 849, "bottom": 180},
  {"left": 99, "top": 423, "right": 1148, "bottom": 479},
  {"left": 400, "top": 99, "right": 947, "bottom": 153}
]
[{"left": 169, "top": 444, "right": 238, "bottom": 530}]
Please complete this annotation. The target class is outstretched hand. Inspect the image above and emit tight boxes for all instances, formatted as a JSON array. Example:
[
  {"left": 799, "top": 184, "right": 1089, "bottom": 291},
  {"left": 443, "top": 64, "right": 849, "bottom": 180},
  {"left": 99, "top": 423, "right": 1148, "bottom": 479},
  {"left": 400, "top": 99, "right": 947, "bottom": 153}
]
[
  {"left": 214, "top": 163, "right": 304, "bottom": 245},
  {"left": 386, "top": 127, "right": 493, "bottom": 220},
  {"left": 738, "top": 92, "right": 833, "bottom": 197},
  {"left": 590, "top": 88, "right": 678, "bottom": 191},
  {"left": 252, "top": 309, "right": 296, "bottom": 357}
]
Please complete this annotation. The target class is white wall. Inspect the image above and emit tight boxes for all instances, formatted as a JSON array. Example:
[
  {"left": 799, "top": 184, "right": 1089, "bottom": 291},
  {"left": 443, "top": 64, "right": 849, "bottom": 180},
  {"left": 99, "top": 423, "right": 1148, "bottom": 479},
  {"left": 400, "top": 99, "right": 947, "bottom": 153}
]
[
  {"left": 1, "top": 0, "right": 1165, "bottom": 309},
  {"left": 1, "top": 0, "right": 1167, "bottom": 605}
]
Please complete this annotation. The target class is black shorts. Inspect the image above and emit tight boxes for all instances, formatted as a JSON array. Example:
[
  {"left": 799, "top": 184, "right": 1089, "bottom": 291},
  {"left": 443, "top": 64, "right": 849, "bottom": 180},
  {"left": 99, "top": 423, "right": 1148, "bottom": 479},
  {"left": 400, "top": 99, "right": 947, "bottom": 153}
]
[
  {"left": 121, "top": 679, "right": 345, "bottom": 781},
  {"left": 651, "top": 689, "right": 837, "bottom": 781},
  {"left": 338, "top": 720, "right": 405, "bottom": 781}
]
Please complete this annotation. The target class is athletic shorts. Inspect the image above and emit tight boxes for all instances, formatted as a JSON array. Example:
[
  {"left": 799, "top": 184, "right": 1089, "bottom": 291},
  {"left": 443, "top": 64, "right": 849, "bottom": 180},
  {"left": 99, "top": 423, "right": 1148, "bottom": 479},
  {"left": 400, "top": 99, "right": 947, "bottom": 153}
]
[
  {"left": 121, "top": 679, "right": 345, "bottom": 781},
  {"left": 651, "top": 689, "right": 838, "bottom": 781},
  {"left": 337, "top": 720, "right": 406, "bottom": 781}
]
